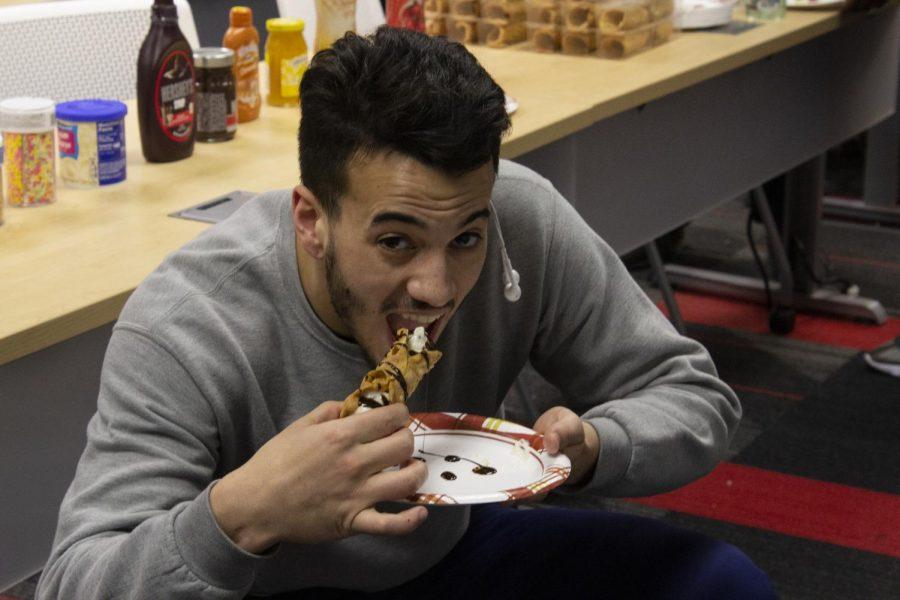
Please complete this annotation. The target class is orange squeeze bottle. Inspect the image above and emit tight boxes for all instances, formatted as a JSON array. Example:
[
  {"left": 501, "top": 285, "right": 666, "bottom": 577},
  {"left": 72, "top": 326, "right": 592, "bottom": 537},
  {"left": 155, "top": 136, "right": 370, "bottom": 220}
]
[{"left": 223, "top": 6, "right": 261, "bottom": 123}]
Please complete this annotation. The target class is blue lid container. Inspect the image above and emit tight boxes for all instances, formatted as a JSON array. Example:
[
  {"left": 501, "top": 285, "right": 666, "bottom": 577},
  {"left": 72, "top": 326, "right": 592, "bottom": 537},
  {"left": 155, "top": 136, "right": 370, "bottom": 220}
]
[
  {"left": 55, "top": 99, "right": 128, "bottom": 187},
  {"left": 56, "top": 99, "right": 128, "bottom": 122}
]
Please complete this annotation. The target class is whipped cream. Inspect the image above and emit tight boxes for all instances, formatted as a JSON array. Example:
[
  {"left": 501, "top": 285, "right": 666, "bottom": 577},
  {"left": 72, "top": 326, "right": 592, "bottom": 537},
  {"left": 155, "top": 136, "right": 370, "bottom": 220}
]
[{"left": 408, "top": 326, "right": 428, "bottom": 353}]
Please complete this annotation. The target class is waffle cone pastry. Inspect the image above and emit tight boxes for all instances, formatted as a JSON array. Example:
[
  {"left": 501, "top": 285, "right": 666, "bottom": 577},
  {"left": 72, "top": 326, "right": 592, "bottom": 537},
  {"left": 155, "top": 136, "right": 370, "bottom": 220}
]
[
  {"left": 562, "top": 29, "right": 595, "bottom": 54},
  {"left": 450, "top": 16, "right": 479, "bottom": 42},
  {"left": 599, "top": 4, "right": 650, "bottom": 33},
  {"left": 600, "top": 28, "right": 651, "bottom": 57},
  {"left": 530, "top": 2, "right": 561, "bottom": 24},
  {"left": 426, "top": 14, "right": 449, "bottom": 36},
  {"left": 425, "top": 0, "right": 450, "bottom": 11},
  {"left": 652, "top": 19, "right": 674, "bottom": 44},
  {"left": 483, "top": 19, "right": 527, "bottom": 47},
  {"left": 482, "top": 0, "right": 526, "bottom": 20},
  {"left": 532, "top": 26, "right": 561, "bottom": 51},
  {"left": 564, "top": 1, "right": 596, "bottom": 30},
  {"left": 451, "top": 0, "right": 480, "bottom": 16},
  {"left": 650, "top": 0, "right": 674, "bottom": 19},
  {"left": 340, "top": 327, "right": 442, "bottom": 417}
]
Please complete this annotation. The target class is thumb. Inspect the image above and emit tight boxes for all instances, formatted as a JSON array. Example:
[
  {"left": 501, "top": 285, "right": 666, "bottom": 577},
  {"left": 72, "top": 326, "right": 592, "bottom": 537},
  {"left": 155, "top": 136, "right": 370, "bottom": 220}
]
[
  {"left": 533, "top": 406, "right": 565, "bottom": 434},
  {"left": 533, "top": 407, "right": 566, "bottom": 454}
]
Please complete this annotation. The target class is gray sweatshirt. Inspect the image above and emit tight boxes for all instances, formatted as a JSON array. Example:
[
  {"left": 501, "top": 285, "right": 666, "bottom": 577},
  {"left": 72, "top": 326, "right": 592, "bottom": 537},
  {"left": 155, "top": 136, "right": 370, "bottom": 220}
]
[{"left": 37, "top": 160, "right": 740, "bottom": 599}]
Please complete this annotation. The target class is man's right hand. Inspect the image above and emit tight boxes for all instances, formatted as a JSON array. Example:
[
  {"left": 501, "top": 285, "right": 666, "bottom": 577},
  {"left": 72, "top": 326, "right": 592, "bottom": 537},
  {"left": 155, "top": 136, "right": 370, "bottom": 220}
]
[{"left": 209, "top": 401, "right": 428, "bottom": 554}]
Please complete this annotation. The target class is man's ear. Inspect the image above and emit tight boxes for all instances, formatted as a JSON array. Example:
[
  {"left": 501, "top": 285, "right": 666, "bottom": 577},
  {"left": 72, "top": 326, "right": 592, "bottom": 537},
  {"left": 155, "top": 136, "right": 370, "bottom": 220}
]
[{"left": 292, "top": 185, "right": 329, "bottom": 259}]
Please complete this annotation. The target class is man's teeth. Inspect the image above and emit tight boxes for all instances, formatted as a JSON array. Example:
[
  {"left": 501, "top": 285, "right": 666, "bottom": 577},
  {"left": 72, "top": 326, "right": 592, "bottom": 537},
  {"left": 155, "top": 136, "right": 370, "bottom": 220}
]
[{"left": 399, "top": 313, "right": 441, "bottom": 325}]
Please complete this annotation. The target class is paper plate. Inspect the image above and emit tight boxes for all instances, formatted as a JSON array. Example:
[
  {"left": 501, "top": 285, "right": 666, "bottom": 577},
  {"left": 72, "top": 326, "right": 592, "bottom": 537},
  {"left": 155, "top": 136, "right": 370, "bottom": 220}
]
[
  {"left": 406, "top": 412, "right": 571, "bottom": 505},
  {"left": 505, "top": 95, "right": 519, "bottom": 116},
  {"left": 674, "top": 0, "right": 738, "bottom": 29},
  {"left": 785, "top": 0, "right": 845, "bottom": 8}
]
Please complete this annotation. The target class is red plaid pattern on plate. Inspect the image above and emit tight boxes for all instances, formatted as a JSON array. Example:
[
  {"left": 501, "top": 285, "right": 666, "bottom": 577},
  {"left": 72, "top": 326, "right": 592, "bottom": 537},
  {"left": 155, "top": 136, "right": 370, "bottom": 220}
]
[{"left": 406, "top": 413, "right": 571, "bottom": 504}]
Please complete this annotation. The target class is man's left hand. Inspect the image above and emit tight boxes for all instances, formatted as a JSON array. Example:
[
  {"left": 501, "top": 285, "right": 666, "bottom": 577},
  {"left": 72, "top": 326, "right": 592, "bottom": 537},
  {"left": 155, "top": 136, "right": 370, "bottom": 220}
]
[{"left": 533, "top": 406, "right": 601, "bottom": 488}]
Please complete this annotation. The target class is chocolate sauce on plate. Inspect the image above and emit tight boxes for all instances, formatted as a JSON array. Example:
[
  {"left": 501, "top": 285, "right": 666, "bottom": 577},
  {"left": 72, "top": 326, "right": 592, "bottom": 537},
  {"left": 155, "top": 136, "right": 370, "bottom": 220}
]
[
  {"left": 418, "top": 450, "right": 497, "bottom": 476},
  {"left": 472, "top": 466, "right": 497, "bottom": 475}
]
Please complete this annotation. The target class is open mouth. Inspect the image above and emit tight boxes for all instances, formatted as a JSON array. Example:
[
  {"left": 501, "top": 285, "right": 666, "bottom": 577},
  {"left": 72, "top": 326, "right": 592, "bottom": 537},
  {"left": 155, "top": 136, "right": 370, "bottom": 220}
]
[{"left": 386, "top": 312, "right": 446, "bottom": 343}]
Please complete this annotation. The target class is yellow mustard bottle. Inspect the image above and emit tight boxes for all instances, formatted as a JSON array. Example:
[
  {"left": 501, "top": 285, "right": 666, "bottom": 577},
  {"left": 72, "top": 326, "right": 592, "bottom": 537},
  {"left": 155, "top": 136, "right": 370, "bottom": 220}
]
[{"left": 265, "top": 18, "right": 308, "bottom": 107}]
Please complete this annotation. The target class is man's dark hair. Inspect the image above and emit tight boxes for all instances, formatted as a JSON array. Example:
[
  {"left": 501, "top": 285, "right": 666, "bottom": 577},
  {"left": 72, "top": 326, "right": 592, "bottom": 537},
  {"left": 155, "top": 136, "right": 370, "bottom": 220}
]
[{"left": 298, "top": 27, "right": 511, "bottom": 217}]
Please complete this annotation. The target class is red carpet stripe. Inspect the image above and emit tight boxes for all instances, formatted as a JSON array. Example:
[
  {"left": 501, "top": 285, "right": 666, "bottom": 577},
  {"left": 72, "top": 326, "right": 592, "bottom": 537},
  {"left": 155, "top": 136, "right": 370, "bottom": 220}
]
[
  {"left": 728, "top": 382, "right": 805, "bottom": 401},
  {"left": 659, "top": 291, "right": 900, "bottom": 350},
  {"left": 830, "top": 254, "right": 900, "bottom": 271},
  {"left": 629, "top": 462, "right": 900, "bottom": 558}
]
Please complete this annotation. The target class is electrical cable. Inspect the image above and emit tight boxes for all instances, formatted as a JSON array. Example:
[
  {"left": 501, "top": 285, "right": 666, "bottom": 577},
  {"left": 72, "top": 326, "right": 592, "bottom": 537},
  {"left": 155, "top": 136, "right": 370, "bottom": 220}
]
[
  {"left": 746, "top": 210, "right": 774, "bottom": 311},
  {"left": 791, "top": 238, "right": 857, "bottom": 295},
  {"left": 748, "top": 199, "right": 856, "bottom": 297}
]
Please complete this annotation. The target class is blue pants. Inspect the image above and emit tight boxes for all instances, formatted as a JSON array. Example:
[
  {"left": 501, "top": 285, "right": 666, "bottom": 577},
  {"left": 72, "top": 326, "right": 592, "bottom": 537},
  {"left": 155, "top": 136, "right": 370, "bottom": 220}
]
[{"left": 263, "top": 505, "right": 776, "bottom": 599}]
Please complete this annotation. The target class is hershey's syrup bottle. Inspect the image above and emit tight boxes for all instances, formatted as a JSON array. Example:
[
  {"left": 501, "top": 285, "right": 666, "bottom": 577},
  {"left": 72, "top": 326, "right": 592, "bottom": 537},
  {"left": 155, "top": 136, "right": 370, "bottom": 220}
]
[{"left": 137, "top": 0, "right": 196, "bottom": 162}]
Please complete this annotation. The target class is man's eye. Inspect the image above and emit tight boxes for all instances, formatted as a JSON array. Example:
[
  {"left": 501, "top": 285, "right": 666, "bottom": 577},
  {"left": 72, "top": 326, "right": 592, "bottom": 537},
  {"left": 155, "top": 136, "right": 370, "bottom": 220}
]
[
  {"left": 452, "top": 232, "right": 482, "bottom": 249},
  {"left": 377, "top": 236, "right": 412, "bottom": 251}
]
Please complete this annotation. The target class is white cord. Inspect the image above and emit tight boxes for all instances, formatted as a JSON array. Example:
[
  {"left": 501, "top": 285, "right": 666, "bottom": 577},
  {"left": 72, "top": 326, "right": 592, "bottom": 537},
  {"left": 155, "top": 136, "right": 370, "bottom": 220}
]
[{"left": 490, "top": 202, "right": 521, "bottom": 302}]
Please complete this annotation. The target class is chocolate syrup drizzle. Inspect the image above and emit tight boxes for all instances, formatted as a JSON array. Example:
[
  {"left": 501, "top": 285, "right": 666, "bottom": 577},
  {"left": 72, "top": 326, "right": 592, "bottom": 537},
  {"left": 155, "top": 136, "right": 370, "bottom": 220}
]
[
  {"left": 417, "top": 449, "right": 497, "bottom": 476},
  {"left": 381, "top": 362, "right": 408, "bottom": 401}
]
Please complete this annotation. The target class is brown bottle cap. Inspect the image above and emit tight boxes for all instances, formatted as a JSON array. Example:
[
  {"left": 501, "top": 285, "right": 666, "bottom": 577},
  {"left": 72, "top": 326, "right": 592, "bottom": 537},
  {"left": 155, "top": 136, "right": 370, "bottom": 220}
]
[{"left": 230, "top": 6, "right": 253, "bottom": 26}]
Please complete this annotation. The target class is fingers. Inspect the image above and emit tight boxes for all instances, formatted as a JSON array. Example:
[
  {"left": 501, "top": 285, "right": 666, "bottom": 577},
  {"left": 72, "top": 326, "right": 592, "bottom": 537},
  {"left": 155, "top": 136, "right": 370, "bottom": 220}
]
[
  {"left": 298, "top": 401, "right": 343, "bottom": 427},
  {"left": 359, "top": 426, "right": 418, "bottom": 473},
  {"left": 360, "top": 458, "right": 428, "bottom": 501},
  {"left": 533, "top": 409, "right": 559, "bottom": 453},
  {"left": 295, "top": 403, "right": 416, "bottom": 479},
  {"left": 295, "top": 402, "right": 409, "bottom": 443},
  {"left": 350, "top": 505, "right": 429, "bottom": 537},
  {"left": 346, "top": 403, "right": 411, "bottom": 444},
  {"left": 533, "top": 406, "right": 584, "bottom": 455},
  {"left": 545, "top": 431, "right": 562, "bottom": 455},
  {"left": 294, "top": 402, "right": 410, "bottom": 450}
]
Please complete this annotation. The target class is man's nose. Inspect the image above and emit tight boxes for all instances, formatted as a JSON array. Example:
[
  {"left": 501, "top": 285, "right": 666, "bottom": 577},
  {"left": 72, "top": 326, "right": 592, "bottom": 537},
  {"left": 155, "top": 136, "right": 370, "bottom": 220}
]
[{"left": 407, "top": 251, "right": 456, "bottom": 308}]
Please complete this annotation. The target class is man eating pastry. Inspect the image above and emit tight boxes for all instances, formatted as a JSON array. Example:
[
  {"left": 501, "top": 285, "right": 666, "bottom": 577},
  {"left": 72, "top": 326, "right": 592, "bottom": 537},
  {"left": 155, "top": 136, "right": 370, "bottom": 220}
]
[{"left": 38, "top": 27, "right": 774, "bottom": 600}]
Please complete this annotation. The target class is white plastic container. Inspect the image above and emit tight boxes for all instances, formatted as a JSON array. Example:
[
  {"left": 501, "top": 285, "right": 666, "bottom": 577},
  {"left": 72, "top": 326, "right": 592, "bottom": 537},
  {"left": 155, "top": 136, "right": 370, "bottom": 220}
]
[{"left": 56, "top": 99, "right": 128, "bottom": 187}]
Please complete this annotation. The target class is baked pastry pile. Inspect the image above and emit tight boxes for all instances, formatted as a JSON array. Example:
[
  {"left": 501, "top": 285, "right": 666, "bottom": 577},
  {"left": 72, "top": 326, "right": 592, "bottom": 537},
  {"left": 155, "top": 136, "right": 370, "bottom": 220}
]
[{"left": 423, "top": 0, "right": 675, "bottom": 58}]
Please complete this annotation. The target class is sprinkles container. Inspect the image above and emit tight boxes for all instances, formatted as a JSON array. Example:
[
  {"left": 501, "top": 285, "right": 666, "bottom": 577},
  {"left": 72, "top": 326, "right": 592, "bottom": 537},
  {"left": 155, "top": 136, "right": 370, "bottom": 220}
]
[
  {"left": 0, "top": 97, "right": 56, "bottom": 207},
  {"left": 56, "top": 100, "right": 128, "bottom": 187},
  {"left": 0, "top": 139, "right": 4, "bottom": 225}
]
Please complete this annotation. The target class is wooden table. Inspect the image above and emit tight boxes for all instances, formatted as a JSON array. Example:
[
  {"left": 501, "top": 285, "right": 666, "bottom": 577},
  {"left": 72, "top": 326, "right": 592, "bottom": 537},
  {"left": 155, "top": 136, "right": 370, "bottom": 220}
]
[
  {"left": 2, "top": 6, "right": 898, "bottom": 588},
  {"left": 0, "top": 8, "right": 881, "bottom": 367}
]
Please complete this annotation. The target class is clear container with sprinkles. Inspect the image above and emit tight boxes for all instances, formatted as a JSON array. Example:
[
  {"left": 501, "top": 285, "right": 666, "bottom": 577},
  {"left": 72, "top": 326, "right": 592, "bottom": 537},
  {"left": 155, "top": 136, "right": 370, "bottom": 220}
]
[
  {"left": 56, "top": 100, "right": 128, "bottom": 187},
  {"left": 0, "top": 97, "right": 56, "bottom": 207},
  {"left": 0, "top": 139, "right": 5, "bottom": 225}
]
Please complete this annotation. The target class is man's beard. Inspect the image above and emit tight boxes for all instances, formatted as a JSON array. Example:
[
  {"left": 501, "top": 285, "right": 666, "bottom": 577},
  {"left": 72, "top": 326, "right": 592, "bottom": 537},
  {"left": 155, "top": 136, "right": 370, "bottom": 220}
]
[
  {"left": 323, "top": 239, "right": 455, "bottom": 364},
  {"left": 324, "top": 240, "right": 367, "bottom": 348}
]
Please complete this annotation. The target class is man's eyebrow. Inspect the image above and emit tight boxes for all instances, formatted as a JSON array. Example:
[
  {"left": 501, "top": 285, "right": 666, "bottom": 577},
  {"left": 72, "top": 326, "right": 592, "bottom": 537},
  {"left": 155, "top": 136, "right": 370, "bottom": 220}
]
[
  {"left": 460, "top": 208, "right": 491, "bottom": 228},
  {"left": 370, "top": 212, "right": 427, "bottom": 228},
  {"left": 369, "top": 208, "right": 491, "bottom": 229}
]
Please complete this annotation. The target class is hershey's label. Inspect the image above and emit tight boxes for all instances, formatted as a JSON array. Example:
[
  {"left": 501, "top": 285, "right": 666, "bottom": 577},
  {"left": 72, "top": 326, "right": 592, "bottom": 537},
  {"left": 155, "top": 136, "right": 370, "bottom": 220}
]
[{"left": 154, "top": 49, "right": 195, "bottom": 142}]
